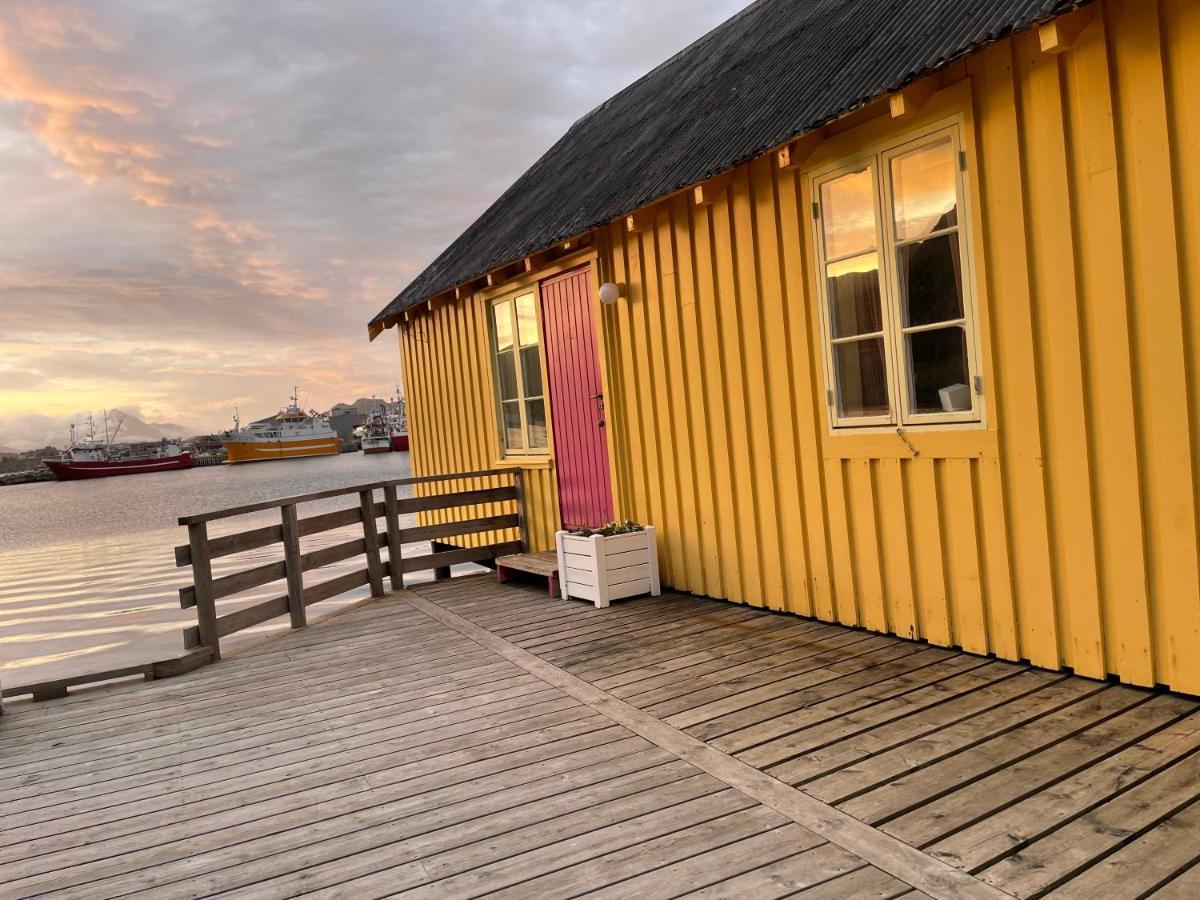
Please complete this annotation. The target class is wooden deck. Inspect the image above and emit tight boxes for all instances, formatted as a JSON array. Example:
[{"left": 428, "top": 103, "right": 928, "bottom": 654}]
[{"left": 2, "top": 575, "right": 1199, "bottom": 898}]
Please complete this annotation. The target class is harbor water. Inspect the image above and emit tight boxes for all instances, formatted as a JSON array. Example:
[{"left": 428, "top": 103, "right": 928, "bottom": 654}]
[{"left": 0, "top": 452, "right": 457, "bottom": 690}]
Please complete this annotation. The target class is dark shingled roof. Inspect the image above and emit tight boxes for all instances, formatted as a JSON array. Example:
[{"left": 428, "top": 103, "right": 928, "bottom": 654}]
[{"left": 371, "top": 0, "right": 1086, "bottom": 328}]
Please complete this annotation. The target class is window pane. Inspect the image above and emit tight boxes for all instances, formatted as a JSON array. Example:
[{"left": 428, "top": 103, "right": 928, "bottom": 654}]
[
  {"left": 515, "top": 293, "right": 538, "bottom": 347},
  {"left": 820, "top": 166, "right": 877, "bottom": 260},
  {"left": 908, "top": 326, "right": 971, "bottom": 414},
  {"left": 521, "top": 345, "right": 542, "bottom": 398},
  {"left": 834, "top": 337, "right": 890, "bottom": 418},
  {"left": 496, "top": 350, "right": 519, "bottom": 401},
  {"left": 891, "top": 137, "right": 958, "bottom": 242},
  {"left": 501, "top": 401, "right": 524, "bottom": 450},
  {"left": 827, "top": 252, "right": 882, "bottom": 338},
  {"left": 897, "top": 232, "right": 964, "bottom": 327},
  {"left": 493, "top": 300, "right": 514, "bottom": 352},
  {"left": 526, "top": 398, "right": 548, "bottom": 449}
]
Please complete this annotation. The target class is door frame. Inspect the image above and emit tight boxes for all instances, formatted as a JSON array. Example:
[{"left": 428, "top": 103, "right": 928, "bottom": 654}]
[
  {"left": 539, "top": 262, "right": 617, "bottom": 530},
  {"left": 475, "top": 250, "right": 621, "bottom": 529}
]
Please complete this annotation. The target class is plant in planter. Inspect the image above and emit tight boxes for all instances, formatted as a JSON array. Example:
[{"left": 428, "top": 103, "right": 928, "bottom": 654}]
[{"left": 555, "top": 521, "right": 662, "bottom": 608}]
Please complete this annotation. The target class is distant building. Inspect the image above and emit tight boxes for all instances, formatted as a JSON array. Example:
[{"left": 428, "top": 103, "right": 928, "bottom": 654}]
[{"left": 327, "top": 405, "right": 366, "bottom": 444}]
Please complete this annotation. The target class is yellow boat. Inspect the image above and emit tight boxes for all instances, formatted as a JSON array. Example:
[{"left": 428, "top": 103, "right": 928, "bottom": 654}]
[{"left": 222, "top": 390, "right": 340, "bottom": 464}]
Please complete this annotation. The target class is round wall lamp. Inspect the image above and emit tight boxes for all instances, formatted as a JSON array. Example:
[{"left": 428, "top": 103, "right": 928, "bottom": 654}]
[{"left": 598, "top": 282, "right": 625, "bottom": 305}]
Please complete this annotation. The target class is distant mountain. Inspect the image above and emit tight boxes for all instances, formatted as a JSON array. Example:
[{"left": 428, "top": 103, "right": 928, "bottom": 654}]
[{"left": 106, "top": 409, "right": 190, "bottom": 443}]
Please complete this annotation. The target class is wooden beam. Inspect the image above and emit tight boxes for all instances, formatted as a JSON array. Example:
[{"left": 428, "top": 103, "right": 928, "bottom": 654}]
[
  {"left": 625, "top": 207, "right": 657, "bottom": 233},
  {"left": 524, "top": 250, "right": 553, "bottom": 273},
  {"left": 383, "top": 484, "right": 404, "bottom": 591},
  {"left": 776, "top": 132, "right": 824, "bottom": 171},
  {"left": 889, "top": 79, "right": 938, "bottom": 119},
  {"left": 560, "top": 234, "right": 593, "bottom": 252},
  {"left": 186, "top": 522, "right": 220, "bottom": 661},
  {"left": 486, "top": 262, "right": 523, "bottom": 288},
  {"left": 1039, "top": 6, "right": 1093, "bottom": 54},
  {"left": 359, "top": 488, "right": 386, "bottom": 597},
  {"left": 280, "top": 503, "right": 306, "bottom": 629},
  {"left": 693, "top": 172, "right": 734, "bottom": 207}
]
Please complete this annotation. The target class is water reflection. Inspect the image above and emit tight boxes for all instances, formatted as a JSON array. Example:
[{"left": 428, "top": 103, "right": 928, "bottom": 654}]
[{"left": 0, "top": 453, "right": 475, "bottom": 689}]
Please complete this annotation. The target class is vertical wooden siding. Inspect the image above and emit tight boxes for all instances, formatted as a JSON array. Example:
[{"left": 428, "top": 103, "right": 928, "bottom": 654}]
[
  {"left": 398, "top": 0, "right": 1200, "bottom": 693},
  {"left": 596, "top": 0, "right": 1200, "bottom": 694},
  {"left": 398, "top": 300, "right": 560, "bottom": 553}
]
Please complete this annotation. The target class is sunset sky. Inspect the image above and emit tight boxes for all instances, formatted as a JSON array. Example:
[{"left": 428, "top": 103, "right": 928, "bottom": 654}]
[{"left": 0, "top": 0, "right": 743, "bottom": 449}]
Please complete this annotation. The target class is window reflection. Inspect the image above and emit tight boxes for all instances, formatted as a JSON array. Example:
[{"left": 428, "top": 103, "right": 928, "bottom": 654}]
[
  {"left": 493, "top": 300, "right": 514, "bottom": 352},
  {"left": 515, "top": 293, "right": 538, "bottom": 346},
  {"left": 834, "top": 338, "right": 890, "bottom": 418},
  {"left": 497, "top": 351, "right": 518, "bottom": 401},
  {"left": 492, "top": 292, "right": 548, "bottom": 454},
  {"left": 521, "top": 345, "right": 542, "bottom": 397},
  {"left": 816, "top": 127, "right": 978, "bottom": 427},
  {"left": 897, "top": 233, "right": 963, "bottom": 327},
  {"left": 908, "top": 327, "right": 970, "bottom": 413},
  {"left": 526, "top": 399, "right": 548, "bottom": 449},
  {"left": 827, "top": 252, "right": 883, "bottom": 338},
  {"left": 501, "top": 401, "right": 523, "bottom": 450},
  {"left": 821, "top": 166, "right": 877, "bottom": 260},
  {"left": 891, "top": 138, "right": 958, "bottom": 242}
]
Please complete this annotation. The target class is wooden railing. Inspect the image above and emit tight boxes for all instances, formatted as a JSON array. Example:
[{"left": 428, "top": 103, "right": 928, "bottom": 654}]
[{"left": 175, "top": 468, "right": 527, "bottom": 661}]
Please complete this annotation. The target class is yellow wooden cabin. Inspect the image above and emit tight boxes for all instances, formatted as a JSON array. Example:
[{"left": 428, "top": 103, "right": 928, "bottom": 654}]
[{"left": 370, "top": 0, "right": 1200, "bottom": 695}]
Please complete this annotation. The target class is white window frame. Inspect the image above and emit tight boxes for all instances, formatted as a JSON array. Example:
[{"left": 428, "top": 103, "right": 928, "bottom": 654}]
[
  {"left": 810, "top": 118, "right": 983, "bottom": 431},
  {"left": 488, "top": 291, "right": 549, "bottom": 456}
]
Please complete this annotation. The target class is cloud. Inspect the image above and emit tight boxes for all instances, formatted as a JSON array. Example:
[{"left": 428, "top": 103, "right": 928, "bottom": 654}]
[{"left": 0, "top": 0, "right": 745, "bottom": 449}]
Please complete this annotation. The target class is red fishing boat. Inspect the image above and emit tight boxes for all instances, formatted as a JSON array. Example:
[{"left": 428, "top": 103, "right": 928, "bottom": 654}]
[
  {"left": 388, "top": 392, "right": 409, "bottom": 451},
  {"left": 43, "top": 416, "right": 191, "bottom": 481}
]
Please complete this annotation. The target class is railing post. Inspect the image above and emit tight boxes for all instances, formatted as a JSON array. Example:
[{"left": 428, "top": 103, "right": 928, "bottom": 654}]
[
  {"left": 513, "top": 468, "right": 529, "bottom": 553},
  {"left": 383, "top": 484, "right": 405, "bottom": 591},
  {"left": 187, "top": 522, "right": 221, "bottom": 661},
  {"left": 360, "top": 489, "right": 386, "bottom": 597},
  {"left": 280, "top": 503, "right": 307, "bottom": 629}
]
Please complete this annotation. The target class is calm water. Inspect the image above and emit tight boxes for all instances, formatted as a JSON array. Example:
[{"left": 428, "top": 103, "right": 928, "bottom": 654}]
[{"left": 0, "top": 452, "right": 464, "bottom": 689}]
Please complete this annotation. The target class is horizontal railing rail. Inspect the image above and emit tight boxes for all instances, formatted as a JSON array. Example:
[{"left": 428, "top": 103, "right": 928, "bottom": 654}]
[
  {"left": 0, "top": 468, "right": 526, "bottom": 705},
  {"left": 173, "top": 468, "right": 527, "bottom": 661}
]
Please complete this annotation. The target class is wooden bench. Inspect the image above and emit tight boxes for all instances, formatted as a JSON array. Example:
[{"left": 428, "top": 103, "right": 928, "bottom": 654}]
[{"left": 496, "top": 551, "right": 560, "bottom": 597}]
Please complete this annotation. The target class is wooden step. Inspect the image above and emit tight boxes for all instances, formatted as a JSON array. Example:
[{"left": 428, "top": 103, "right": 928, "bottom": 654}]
[{"left": 496, "top": 551, "right": 560, "bottom": 597}]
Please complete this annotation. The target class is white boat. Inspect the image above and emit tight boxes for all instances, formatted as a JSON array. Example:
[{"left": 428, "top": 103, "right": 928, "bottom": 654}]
[
  {"left": 361, "top": 411, "right": 392, "bottom": 454},
  {"left": 222, "top": 389, "right": 339, "bottom": 464}
]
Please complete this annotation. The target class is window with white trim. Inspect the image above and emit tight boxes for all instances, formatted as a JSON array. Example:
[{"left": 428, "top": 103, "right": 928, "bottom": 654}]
[
  {"left": 490, "top": 292, "right": 548, "bottom": 454},
  {"left": 813, "top": 124, "right": 981, "bottom": 429}
]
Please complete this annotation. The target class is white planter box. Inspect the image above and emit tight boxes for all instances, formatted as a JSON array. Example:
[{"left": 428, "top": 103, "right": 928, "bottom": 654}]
[{"left": 555, "top": 526, "right": 662, "bottom": 608}]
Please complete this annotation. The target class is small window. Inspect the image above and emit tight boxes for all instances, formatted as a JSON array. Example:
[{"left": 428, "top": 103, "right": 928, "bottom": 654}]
[
  {"left": 490, "top": 292, "right": 548, "bottom": 454},
  {"left": 813, "top": 124, "right": 980, "bottom": 429}
]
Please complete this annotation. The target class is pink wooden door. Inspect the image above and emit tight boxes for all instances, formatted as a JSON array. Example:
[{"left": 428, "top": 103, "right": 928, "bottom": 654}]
[{"left": 540, "top": 266, "right": 614, "bottom": 530}]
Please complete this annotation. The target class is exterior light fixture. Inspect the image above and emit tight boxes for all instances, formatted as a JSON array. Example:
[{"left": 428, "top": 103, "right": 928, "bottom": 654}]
[{"left": 598, "top": 282, "right": 623, "bottom": 305}]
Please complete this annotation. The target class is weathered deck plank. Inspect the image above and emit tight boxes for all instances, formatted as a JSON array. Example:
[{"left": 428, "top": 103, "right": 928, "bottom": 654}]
[{"left": 2, "top": 573, "right": 1197, "bottom": 898}]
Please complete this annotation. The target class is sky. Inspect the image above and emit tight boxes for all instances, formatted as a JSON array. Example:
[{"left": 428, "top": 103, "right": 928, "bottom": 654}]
[{"left": 0, "top": 0, "right": 745, "bottom": 449}]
